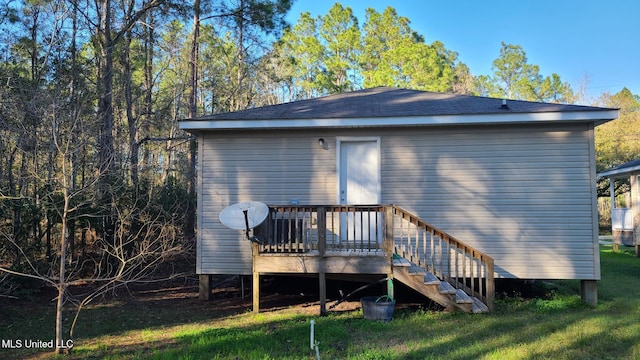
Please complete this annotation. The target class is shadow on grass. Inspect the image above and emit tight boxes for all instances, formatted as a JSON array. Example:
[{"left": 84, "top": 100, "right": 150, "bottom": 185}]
[
  {"left": 0, "top": 280, "right": 344, "bottom": 359},
  {"left": 142, "top": 303, "right": 640, "bottom": 360},
  {"left": 4, "top": 246, "right": 640, "bottom": 359}
]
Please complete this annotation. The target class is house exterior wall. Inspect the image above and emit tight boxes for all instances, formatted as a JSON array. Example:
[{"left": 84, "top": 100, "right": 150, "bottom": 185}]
[
  {"left": 197, "top": 130, "right": 339, "bottom": 275},
  {"left": 197, "top": 122, "right": 600, "bottom": 280}
]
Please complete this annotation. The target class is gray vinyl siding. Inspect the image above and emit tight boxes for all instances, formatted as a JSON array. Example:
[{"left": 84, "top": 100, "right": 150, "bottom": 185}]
[
  {"left": 381, "top": 123, "right": 599, "bottom": 280},
  {"left": 197, "top": 122, "right": 599, "bottom": 280},
  {"left": 197, "top": 130, "right": 338, "bottom": 275}
]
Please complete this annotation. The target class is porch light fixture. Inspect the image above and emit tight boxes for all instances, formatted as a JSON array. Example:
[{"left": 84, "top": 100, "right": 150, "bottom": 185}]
[{"left": 318, "top": 138, "right": 327, "bottom": 149}]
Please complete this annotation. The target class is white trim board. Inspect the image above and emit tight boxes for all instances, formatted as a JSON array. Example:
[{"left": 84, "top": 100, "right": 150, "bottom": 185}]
[{"left": 180, "top": 110, "right": 618, "bottom": 131}]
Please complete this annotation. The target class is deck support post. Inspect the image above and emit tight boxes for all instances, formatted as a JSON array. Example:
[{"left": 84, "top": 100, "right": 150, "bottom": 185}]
[
  {"left": 252, "top": 242, "right": 260, "bottom": 313},
  {"left": 199, "top": 274, "right": 211, "bottom": 301},
  {"left": 319, "top": 272, "right": 327, "bottom": 316},
  {"left": 317, "top": 207, "right": 327, "bottom": 316},
  {"left": 485, "top": 259, "right": 495, "bottom": 312},
  {"left": 383, "top": 206, "right": 394, "bottom": 255},
  {"left": 384, "top": 206, "right": 395, "bottom": 300},
  {"left": 580, "top": 280, "right": 598, "bottom": 306}
]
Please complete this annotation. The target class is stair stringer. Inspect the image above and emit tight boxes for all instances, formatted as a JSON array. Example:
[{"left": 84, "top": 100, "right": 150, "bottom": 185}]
[
  {"left": 392, "top": 259, "right": 476, "bottom": 313},
  {"left": 392, "top": 263, "right": 459, "bottom": 312}
]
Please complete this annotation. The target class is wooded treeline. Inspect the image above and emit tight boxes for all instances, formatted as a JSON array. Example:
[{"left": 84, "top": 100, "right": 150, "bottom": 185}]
[{"left": 0, "top": 0, "right": 638, "bottom": 294}]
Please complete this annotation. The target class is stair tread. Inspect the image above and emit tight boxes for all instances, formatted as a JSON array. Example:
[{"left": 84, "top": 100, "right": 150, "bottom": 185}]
[
  {"left": 455, "top": 289, "right": 474, "bottom": 304},
  {"left": 392, "top": 258, "right": 412, "bottom": 267},
  {"left": 439, "top": 281, "right": 456, "bottom": 295},
  {"left": 423, "top": 272, "right": 440, "bottom": 285},
  {"left": 472, "top": 297, "right": 490, "bottom": 313},
  {"left": 408, "top": 265, "right": 426, "bottom": 275}
]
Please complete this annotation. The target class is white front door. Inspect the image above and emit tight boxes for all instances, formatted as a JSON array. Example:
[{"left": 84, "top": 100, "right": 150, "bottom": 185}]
[
  {"left": 338, "top": 138, "right": 381, "bottom": 244},
  {"left": 339, "top": 139, "right": 380, "bottom": 204}
]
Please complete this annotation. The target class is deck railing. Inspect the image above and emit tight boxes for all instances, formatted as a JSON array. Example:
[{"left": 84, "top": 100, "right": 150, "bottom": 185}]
[
  {"left": 256, "top": 204, "right": 494, "bottom": 310},
  {"left": 257, "top": 205, "right": 387, "bottom": 254}
]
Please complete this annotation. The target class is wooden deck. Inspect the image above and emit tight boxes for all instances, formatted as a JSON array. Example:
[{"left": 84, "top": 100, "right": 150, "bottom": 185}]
[{"left": 248, "top": 205, "right": 495, "bottom": 314}]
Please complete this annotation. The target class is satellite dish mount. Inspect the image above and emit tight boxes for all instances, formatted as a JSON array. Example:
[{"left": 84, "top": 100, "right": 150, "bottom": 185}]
[
  {"left": 219, "top": 201, "right": 269, "bottom": 244},
  {"left": 241, "top": 208, "right": 261, "bottom": 243}
]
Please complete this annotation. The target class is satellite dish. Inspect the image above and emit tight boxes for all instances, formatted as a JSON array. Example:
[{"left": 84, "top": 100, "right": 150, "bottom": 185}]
[{"left": 219, "top": 201, "right": 269, "bottom": 243}]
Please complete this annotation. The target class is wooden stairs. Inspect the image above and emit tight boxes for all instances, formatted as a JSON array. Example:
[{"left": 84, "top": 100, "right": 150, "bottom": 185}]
[
  {"left": 392, "top": 256, "right": 489, "bottom": 314},
  {"left": 255, "top": 205, "right": 494, "bottom": 314}
]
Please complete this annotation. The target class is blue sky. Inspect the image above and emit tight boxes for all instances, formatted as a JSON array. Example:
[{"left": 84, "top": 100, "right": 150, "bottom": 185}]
[{"left": 286, "top": 0, "right": 639, "bottom": 100}]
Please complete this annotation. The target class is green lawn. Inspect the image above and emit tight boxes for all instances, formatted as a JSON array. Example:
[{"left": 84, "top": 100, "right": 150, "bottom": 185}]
[{"left": 3, "top": 244, "right": 640, "bottom": 359}]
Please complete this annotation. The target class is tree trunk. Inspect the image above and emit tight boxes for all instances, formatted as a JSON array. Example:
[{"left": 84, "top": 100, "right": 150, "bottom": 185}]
[
  {"left": 45, "top": 214, "right": 52, "bottom": 261},
  {"left": 55, "top": 280, "right": 66, "bottom": 354},
  {"left": 68, "top": 220, "right": 75, "bottom": 265},
  {"left": 55, "top": 181, "right": 70, "bottom": 354},
  {"left": 185, "top": 0, "right": 201, "bottom": 242},
  {"left": 124, "top": 28, "right": 139, "bottom": 189},
  {"left": 123, "top": 25, "right": 142, "bottom": 256},
  {"left": 97, "top": 33, "right": 115, "bottom": 179},
  {"left": 189, "top": 0, "right": 200, "bottom": 118},
  {"left": 142, "top": 12, "right": 155, "bottom": 186},
  {"left": 97, "top": 0, "right": 116, "bottom": 255},
  {"left": 235, "top": 0, "right": 244, "bottom": 111}
]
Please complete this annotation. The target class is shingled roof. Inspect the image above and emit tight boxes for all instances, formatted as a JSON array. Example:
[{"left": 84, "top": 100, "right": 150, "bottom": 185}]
[{"left": 180, "top": 87, "right": 618, "bottom": 131}]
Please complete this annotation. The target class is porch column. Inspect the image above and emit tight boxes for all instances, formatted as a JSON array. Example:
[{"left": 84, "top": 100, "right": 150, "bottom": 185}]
[
  {"left": 580, "top": 280, "right": 598, "bottom": 307},
  {"left": 609, "top": 179, "right": 619, "bottom": 251},
  {"left": 609, "top": 178, "right": 615, "bottom": 211},
  {"left": 632, "top": 174, "right": 640, "bottom": 257}
]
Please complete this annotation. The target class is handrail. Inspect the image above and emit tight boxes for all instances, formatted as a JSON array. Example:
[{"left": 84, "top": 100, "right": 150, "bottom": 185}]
[
  {"left": 390, "top": 205, "right": 494, "bottom": 311},
  {"left": 256, "top": 204, "right": 494, "bottom": 311}
]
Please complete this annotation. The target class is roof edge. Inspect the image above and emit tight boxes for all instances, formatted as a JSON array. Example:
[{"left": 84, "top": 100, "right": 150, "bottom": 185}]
[
  {"left": 598, "top": 165, "right": 640, "bottom": 178},
  {"left": 179, "top": 109, "right": 618, "bottom": 131}
]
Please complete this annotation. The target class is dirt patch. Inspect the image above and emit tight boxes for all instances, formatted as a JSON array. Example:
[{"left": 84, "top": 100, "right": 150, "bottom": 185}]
[
  {"left": 124, "top": 275, "right": 438, "bottom": 316},
  {"left": 52, "top": 274, "right": 432, "bottom": 317},
  {"left": 121, "top": 275, "right": 380, "bottom": 315},
  {"left": 3, "top": 273, "right": 436, "bottom": 326}
]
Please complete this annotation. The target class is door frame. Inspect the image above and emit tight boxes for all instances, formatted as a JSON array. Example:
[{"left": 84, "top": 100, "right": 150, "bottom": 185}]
[{"left": 335, "top": 136, "right": 382, "bottom": 204}]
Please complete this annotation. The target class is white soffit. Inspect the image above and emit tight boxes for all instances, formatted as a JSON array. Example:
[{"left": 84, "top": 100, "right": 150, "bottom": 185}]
[{"left": 179, "top": 110, "right": 618, "bottom": 131}]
